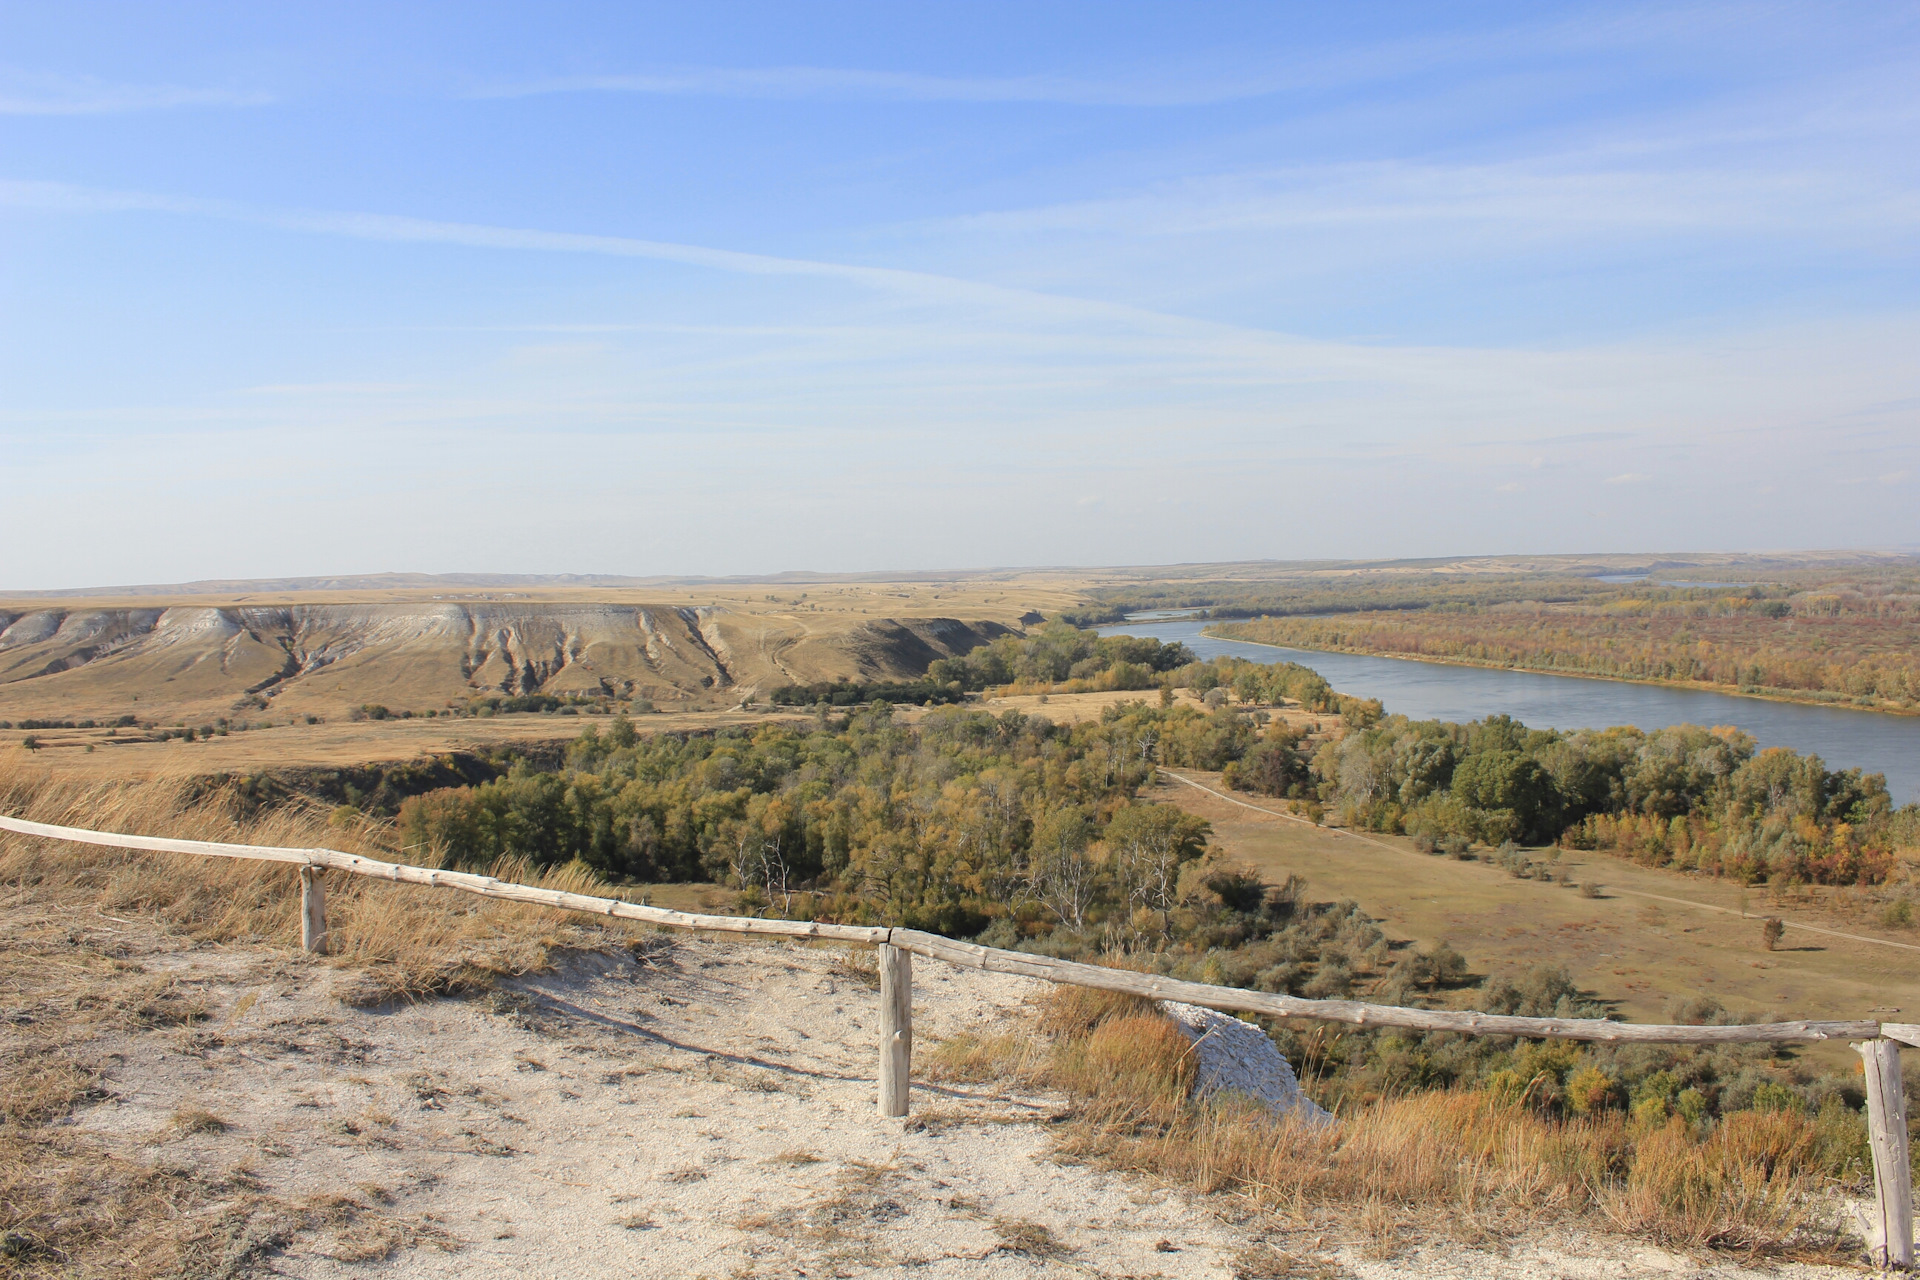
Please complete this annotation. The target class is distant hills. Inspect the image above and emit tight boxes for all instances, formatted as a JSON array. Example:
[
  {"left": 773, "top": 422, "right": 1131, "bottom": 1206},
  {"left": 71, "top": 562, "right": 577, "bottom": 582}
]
[
  {"left": 4, "top": 551, "right": 1911, "bottom": 725},
  {"left": 0, "top": 601, "right": 1013, "bottom": 723},
  {"left": 9, "top": 549, "right": 1913, "bottom": 600},
  {"left": 0, "top": 569, "right": 1027, "bottom": 599}
]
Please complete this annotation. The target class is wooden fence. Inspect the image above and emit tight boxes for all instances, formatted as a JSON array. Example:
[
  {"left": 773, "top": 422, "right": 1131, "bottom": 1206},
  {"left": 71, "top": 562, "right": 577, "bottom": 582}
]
[{"left": 2, "top": 812, "right": 1913, "bottom": 1269}]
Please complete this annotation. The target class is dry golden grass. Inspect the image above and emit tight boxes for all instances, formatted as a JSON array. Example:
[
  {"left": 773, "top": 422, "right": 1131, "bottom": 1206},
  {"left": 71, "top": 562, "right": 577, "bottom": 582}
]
[
  {"left": 0, "top": 941, "right": 459, "bottom": 1278},
  {"left": 924, "top": 1031, "right": 1042, "bottom": 1084},
  {"left": 1, "top": 706, "right": 802, "bottom": 784},
  {"left": 165, "top": 1107, "right": 231, "bottom": 1136},
  {"left": 826, "top": 944, "right": 883, "bottom": 990},
  {"left": 989, "top": 1217, "right": 1073, "bottom": 1257},
  {"left": 0, "top": 1146, "right": 304, "bottom": 1279},
  {"left": 0, "top": 761, "right": 647, "bottom": 1005},
  {"left": 936, "top": 985, "right": 1862, "bottom": 1262},
  {"left": 1226, "top": 1240, "right": 1343, "bottom": 1278},
  {"left": 973, "top": 688, "right": 1337, "bottom": 736}
]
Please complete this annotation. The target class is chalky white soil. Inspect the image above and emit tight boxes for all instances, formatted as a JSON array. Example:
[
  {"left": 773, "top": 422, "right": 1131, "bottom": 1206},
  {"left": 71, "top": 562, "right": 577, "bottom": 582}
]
[{"left": 62, "top": 933, "right": 1862, "bottom": 1280}]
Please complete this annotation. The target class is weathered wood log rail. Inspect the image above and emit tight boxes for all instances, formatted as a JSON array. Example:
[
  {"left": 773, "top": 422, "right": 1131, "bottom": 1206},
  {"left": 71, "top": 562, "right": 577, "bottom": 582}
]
[{"left": 2, "top": 812, "right": 1912, "bottom": 1269}]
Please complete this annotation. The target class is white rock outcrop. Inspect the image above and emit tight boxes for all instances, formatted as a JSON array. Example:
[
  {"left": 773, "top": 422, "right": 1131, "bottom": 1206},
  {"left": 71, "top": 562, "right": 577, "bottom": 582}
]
[{"left": 1159, "top": 1001, "right": 1336, "bottom": 1126}]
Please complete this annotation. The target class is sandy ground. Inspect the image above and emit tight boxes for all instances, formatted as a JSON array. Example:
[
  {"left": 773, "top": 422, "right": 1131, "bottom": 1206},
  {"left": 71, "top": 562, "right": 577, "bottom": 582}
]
[{"left": 13, "top": 909, "right": 1871, "bottom": 1280}]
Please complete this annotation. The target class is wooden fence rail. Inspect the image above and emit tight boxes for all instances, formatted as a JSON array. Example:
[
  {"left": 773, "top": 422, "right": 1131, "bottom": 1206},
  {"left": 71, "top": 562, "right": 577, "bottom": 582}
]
[{"left": 1, "top": 812, "right": 1910, "bottom": 1269}]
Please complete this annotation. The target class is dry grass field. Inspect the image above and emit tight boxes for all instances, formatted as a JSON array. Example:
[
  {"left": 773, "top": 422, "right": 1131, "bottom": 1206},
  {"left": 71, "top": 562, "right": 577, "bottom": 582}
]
[
  {"left": 0, "top": 557, "right": 1346, "bottom": 768},
  {"left": 2, "top": 567, "right": 1914, "bottom": 1274},
  {"left": 973, "top": 687, "right": 1335, "bottom": 734},
  {"left": 1144, "top": 769, "right": 1920, "bottom": 1071}
]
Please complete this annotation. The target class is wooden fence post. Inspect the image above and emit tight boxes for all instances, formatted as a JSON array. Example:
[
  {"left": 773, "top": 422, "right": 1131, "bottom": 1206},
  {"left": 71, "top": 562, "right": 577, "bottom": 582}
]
[
  {"left": 1857, "top": 1038, "right": 1914, "bottom": 1270},
  {"left": 299, "top": 865, "right": 329, "bottom": 955},
  {"left": 878, "top": 943, "right": 912, "bottom": 1118}
]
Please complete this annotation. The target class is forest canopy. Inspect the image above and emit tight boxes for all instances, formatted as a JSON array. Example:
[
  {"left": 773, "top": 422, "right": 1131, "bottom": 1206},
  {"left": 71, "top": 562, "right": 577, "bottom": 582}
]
[{"left": 400, "top": 700, "right": 1243, "bottom": 940}]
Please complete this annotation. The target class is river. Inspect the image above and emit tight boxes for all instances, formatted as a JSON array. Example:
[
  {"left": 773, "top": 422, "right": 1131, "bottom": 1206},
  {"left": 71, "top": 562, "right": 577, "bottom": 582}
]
[{"left": 1097, "top": 618, "right": 1920, "bottom": 805}]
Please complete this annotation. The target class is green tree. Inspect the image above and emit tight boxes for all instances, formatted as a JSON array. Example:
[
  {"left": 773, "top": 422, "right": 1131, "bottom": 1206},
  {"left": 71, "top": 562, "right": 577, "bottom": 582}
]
[
  {"left": 1448, "top": 749, "right": 1557, "bottom": 842},
  {"left": 1106, "top": 802, "right": 1210, "bottom": 933}
]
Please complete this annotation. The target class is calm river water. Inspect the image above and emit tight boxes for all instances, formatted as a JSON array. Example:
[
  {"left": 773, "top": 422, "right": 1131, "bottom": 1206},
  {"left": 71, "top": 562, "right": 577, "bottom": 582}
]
[{"left": 1099, "top": 619, "right": 1920, "bottom": 805}]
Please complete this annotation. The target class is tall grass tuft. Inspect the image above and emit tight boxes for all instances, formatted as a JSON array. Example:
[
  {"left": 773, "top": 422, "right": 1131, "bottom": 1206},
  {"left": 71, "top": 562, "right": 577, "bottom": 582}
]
[
  {"left": 0, "top": 761, "right": 642, "bottom": 1003},
  {"left": 1027, "top": 986, "right": 1864, "bottom": 1258}
]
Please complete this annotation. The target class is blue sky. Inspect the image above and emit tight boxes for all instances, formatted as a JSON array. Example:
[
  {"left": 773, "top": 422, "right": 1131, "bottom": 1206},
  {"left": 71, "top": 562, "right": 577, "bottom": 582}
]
[{"left": 2, "top": 2, "right": 1917, "bottom": 586}]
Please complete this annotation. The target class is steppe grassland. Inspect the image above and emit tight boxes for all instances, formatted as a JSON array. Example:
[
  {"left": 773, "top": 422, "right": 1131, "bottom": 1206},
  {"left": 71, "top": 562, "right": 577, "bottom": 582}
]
[{"left": 0, "top": 573, "right": 1089, "bottom": 615}]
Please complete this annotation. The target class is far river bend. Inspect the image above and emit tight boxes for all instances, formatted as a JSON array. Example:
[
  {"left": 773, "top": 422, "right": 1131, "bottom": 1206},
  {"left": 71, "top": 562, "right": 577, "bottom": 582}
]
[{"left": 1097, "top": 618, "right": 1920, "bottom": 805}]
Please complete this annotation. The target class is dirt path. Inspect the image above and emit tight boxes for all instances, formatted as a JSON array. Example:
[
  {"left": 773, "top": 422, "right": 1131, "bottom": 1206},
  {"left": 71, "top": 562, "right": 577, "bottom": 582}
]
[{"left": 1158, "top": 771, "right": 1395, "bottom": 849}]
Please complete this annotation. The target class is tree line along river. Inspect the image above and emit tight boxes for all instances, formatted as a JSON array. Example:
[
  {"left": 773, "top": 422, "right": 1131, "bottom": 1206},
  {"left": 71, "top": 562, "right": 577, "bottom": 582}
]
[{"left": 1098, "top": 618, "right": 1920, "bottom": 806}]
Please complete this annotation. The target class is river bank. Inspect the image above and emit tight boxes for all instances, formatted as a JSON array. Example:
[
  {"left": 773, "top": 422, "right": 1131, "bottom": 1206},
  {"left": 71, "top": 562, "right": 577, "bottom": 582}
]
[
  {"left": 1203, "top": 625, "right": 1920, "bottom": 719},
  {"left": 1095, "top": 619, "right": 1920, "bottom": 805}
]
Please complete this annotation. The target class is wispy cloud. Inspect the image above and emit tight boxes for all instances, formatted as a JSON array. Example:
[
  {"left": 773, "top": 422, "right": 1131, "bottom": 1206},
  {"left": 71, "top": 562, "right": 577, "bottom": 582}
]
[
  {"left": 0, "top": 71, "right": 268, "bottom": 115},
  {"left": 239, "top": 382, "right": 419, "bottom": 396},
  {"left": 474, "top": 50, "right": 1540, "bottom": 108},
  {"left": 468, "top": 5, "right": 1874, "bottom": 108},
  {"left": 0, "top": 176, "right": 1317, "bottom": 339},
  {"left": 931, "top": 154, "right": 1920, "bottom": 242},
  {"left": 472, "top": 45, "right": 1537, "bottom": 107},
  {"left": 478, "top": 66, "right": 1243, "bottom": 107},
  {"left": 0, "top": 177, "right": 1004, "bottom": 296},
  {"left": 5, "top": 177, "right": 1917, "bottom": 484}
]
